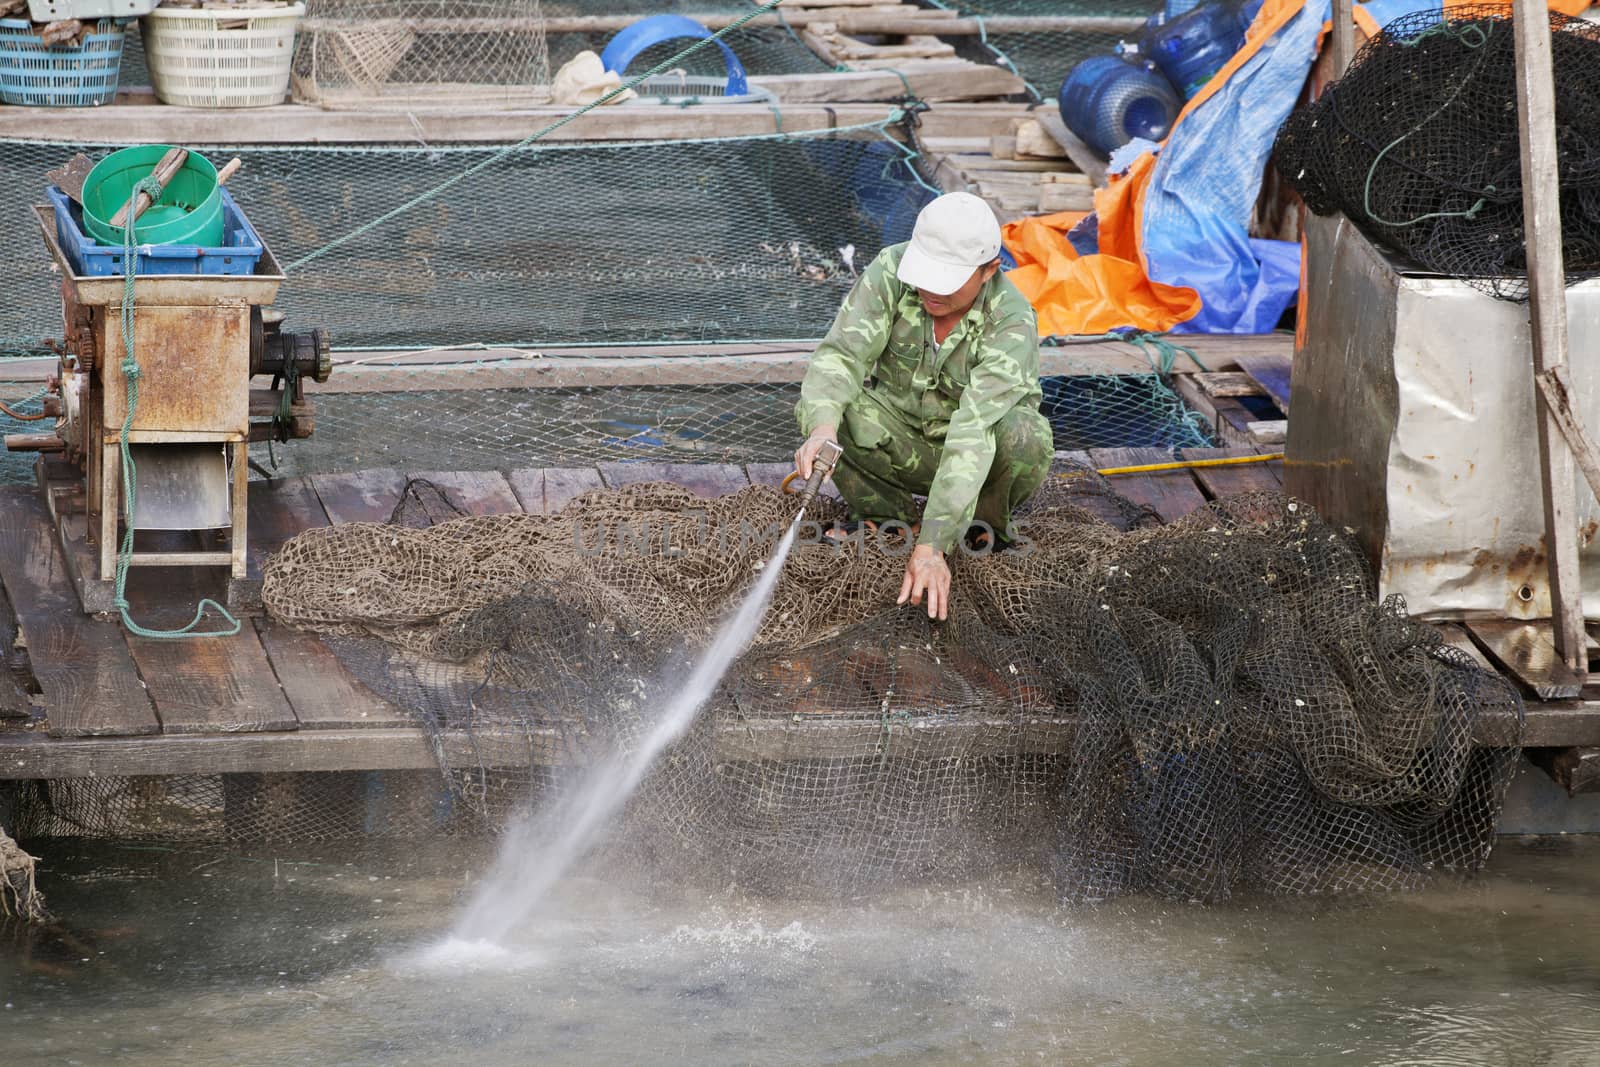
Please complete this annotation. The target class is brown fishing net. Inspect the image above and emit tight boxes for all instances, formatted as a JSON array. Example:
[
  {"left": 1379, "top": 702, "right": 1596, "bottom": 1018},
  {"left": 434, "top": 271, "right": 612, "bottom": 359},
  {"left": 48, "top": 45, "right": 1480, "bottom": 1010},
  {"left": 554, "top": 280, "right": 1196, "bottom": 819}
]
[{"left": 246, "top": 467, "right": 1526, "bottom": 900}]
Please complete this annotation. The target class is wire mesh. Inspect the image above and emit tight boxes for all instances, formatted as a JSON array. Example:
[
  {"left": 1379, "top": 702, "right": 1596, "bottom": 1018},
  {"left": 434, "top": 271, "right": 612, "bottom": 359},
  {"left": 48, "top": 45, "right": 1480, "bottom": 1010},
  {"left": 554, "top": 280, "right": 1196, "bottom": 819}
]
[
  {"left": 291, "top": 0, "right": 553, "bottom": 105},
  {"left": 1274, "top": 5, "right": 1600, "bottom": 300},
  {"left": 3, "top": 120, "right": 1212, "bottom": 486},
  {"left": 932, "top": 0, "right": 1158, "bottom": 101}
]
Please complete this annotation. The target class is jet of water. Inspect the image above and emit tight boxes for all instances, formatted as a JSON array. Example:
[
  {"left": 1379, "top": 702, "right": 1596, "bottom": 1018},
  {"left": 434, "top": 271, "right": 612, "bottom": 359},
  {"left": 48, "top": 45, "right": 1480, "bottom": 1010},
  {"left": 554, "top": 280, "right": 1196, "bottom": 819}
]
[{"left": 449, "top": 521, "right": 800, "bottom": 947}]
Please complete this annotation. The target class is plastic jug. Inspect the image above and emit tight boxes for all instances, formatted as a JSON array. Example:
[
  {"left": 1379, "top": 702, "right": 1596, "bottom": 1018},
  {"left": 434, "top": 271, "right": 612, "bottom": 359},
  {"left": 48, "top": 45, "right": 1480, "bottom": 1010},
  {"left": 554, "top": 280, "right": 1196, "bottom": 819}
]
[
  {"left": 1058, "top": 55, "right": 1183, "bottom": 158},
  {"left": 1140, "top": 1, "right": 1246, "bottom": 100}
]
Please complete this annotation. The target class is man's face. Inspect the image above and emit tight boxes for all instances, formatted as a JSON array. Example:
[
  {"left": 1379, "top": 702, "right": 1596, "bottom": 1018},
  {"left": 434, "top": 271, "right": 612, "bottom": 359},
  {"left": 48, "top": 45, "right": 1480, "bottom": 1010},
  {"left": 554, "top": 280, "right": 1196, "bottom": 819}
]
[{"left": 917, "top": 261, "right": 1000, "bottom": 319}]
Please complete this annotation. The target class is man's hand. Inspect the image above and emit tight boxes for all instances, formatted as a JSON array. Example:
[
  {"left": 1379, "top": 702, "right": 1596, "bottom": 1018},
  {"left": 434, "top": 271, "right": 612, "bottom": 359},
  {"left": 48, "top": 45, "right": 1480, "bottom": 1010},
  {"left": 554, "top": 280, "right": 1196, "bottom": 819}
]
[
  {"left": 795, "top": 425, "right": 839, "bottom": 481},
  {"left": 897, "top": 544, "right": 951, "bottom": 621}
]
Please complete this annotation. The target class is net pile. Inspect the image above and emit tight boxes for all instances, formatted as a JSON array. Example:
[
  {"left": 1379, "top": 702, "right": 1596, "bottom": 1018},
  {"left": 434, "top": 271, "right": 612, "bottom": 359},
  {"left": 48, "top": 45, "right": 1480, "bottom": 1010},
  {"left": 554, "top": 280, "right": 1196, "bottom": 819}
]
[
  {"left": 234, "top": 470, "right": 1524, "bottom": 899},
  {"left": 1274, "top": 6, "right": 1600, "bottom": 300},
  {"left": 290, "top": 0, "right": 552, "bottom": 106}
]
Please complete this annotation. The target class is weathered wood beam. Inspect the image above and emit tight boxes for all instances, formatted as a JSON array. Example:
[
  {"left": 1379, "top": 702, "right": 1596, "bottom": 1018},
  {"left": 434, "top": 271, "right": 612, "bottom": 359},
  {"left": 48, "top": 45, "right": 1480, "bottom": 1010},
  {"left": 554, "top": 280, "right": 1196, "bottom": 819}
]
[
  {"left": 1330, "top": 0, "right": 1356, "bottom": 76},
  {"left": 4, "top": 99, "right": 1039, "bottom": 144},
  {"left": 295, "top": 13, "right": 1146, "bottom": 35},
  {"left": 1535, "top": 365, "right": 1600, "bottom": 507},
  {"left": 0, "top": 700, "right": 1569, "bottom": 779},
  {"left": 1514, "top": 0, "right": 1586, "bottom": 676}
]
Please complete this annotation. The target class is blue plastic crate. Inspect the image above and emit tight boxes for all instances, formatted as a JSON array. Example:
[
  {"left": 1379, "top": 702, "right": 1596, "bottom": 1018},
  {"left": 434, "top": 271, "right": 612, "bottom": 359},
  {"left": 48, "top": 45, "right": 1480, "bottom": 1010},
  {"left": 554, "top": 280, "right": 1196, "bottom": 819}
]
[
  {"left": 47, "top": 184, "right": 267, "bottom": 277},
  {"left": 0, "top": 17, "right": 124, "bottom": 107}
]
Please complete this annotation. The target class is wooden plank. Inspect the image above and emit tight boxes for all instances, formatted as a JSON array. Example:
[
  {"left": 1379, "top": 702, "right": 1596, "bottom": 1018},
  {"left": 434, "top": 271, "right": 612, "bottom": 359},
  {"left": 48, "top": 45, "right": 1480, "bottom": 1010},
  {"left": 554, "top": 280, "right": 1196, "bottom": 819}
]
[
  {"left": 1015, "top": 119, "right": 1068, "bottom": 159},
  {"left": 597, "top": 463, "right": 749, "bottom": 499},
  {"left": 254, "top": 620, "right": 409, "bottom": 730},
  {"left": 1195, "top": 371, "right": 1266, "bottom": 399},
  {"left": 0, "top": 725, "right": 541, "bottom": 778},
  {"left": 292, "top": 10, "right": 1140, "bottom": 35},
  {"left": 246, "top": 476, "right": 330, "bottom": 582},
  {"left": 1050, "top": 450, "right": 1138, "bottom": 528},
  {"left": 1234, "top": 351, "right": 1293, "bottom": 416},
  {"left": 0, "top": 699, "right": 1586, "bottom": 780},
  {"left": 1037, "top": 182, "right": 1094, "bottom": 213},
  {"left": 504, "top": 468, "right": 546, "bottom": 515},
  {"left": 1331, "top": 0, "right": 1355, "bottom": 76},
  {"left": 753, "top": 62, "right": 1022, "bottom": 103},
  {"left": 122, "top": 559, "right": 299, "bottom": 734},
  {"left": 542, "top": 467, "right": 604, "bottom": 513},
  {"left": 0, "top": 488, "right": 159, "bottom": 737},
  {"left": 309, "top": 468, "right": 408, "bottom": 525},
  {"left": 946, "top": 153, "right": 1070, "bottom": 173},
  {"left": 1536, "top": 365, "right": 1600, "bottom": 507},
  {"left": 1031, "top": 108, "right": 1108, "bottom": 187},
  {"left": 7, "top": 98, "right": 1047, "bottom": 146},
  {"left": 1466, "top": 619, "right": 1586, "bottom": 701},
  {"left": 1088, "top": 447, "right": 1209, "bottom": 524},
  {"left": 406, "top": 469, "right": 522, "bottom": 517},
  {"left": 1514, "top": 0, "right": 1585, "bottom": 675},
  {"left": 1178, "top": 447, "right": 1283, "bottom": 497},
  {"left": 1436, "top": 622, "right": 1499, "bottom": 673}
]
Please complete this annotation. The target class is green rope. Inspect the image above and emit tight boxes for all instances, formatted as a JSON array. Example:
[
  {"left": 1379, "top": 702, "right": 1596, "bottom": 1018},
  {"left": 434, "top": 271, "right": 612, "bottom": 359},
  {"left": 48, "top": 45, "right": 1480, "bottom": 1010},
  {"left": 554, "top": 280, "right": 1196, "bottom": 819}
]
[
  {"left": 114, "top": 178, "right": 241, "bottom": 640},
  {"left": 1358, "top": 18, "right": 1497, "bottom": 229},
  {"left": 1108, "top": 330, "right": 1208, "bottom": 375},
  {"left": 924, "top": 0, "right": 1040, "bottom": 103},
  {"left": 286, "top": 0, "right": 792, "bottom": 273}
]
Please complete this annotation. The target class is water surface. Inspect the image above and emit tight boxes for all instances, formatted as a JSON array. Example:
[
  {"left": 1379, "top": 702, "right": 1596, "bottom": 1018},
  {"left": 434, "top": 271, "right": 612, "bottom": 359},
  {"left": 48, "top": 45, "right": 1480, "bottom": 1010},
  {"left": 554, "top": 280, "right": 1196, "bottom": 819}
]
[{"left": 4, "top": 836, "right": 1598, "bottom": 1066}]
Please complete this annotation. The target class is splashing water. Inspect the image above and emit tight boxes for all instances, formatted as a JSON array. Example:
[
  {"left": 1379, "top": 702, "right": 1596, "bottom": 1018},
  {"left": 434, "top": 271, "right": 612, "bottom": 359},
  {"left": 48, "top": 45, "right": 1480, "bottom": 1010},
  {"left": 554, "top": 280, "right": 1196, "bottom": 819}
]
[{"left": 438, "top": 522, "right": 801, "bottom": 952}]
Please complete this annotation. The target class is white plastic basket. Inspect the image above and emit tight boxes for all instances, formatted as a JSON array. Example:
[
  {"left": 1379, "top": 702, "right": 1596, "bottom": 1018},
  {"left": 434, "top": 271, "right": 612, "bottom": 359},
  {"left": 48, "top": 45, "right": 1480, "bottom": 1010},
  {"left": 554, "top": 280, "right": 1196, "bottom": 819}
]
[{"left": 141, "top": 3, "right": 303, "bottom": 108}]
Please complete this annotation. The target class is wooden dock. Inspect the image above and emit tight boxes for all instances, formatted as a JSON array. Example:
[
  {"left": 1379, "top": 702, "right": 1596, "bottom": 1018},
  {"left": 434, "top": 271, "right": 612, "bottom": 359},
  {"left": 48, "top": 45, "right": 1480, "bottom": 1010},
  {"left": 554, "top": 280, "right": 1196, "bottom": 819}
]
[{"left": 0, "top": 448, "right": 1586, "bottom": 784}]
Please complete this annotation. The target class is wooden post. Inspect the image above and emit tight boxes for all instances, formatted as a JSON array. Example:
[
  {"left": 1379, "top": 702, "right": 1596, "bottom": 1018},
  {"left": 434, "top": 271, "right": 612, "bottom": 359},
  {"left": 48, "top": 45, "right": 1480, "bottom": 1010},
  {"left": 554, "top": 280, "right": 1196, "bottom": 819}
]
[
  {"left": 1330, "top": 0, "right": 1355, "bottom": 76},
  {"left": 1513, "top": 0, "right": 1586, "bottom": 676}
]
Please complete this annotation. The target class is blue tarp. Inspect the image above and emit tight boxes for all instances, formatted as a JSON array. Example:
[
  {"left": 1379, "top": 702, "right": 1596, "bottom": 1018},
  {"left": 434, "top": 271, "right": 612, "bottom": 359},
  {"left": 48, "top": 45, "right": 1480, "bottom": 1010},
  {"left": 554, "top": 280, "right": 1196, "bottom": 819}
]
[{"left": 1137, "top": 0, "right": 1332, "bottom": 333}]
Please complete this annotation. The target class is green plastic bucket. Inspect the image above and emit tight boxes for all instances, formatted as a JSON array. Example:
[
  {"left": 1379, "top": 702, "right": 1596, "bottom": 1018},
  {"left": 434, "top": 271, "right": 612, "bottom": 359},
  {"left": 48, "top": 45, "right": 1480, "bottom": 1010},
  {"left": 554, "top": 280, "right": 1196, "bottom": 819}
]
[{"left": 81, "top": 145, "right": 224, "bottom": 247}]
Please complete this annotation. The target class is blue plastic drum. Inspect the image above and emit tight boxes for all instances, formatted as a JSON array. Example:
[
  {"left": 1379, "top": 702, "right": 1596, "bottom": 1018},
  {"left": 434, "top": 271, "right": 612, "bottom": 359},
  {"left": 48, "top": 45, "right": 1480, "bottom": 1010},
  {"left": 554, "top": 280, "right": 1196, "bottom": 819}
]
[{"left": 1058, "top": 56, "right": 1183, "bottom": 158}]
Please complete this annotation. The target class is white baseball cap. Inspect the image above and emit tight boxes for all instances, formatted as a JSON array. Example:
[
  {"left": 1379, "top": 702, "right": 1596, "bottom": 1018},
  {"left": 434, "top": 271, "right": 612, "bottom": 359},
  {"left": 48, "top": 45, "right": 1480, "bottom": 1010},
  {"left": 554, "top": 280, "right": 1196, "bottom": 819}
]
[{"left": 896, "top": 192, "right": 1003, "bottom": 296}]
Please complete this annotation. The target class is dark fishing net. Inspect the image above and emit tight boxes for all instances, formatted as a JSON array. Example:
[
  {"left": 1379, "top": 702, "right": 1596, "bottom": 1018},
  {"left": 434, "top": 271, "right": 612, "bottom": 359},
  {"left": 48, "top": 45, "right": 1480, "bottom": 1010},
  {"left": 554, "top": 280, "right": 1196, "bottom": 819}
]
[
  {"left": 240, "top": 469, "right": 1527, "bottom": 900},
  {"left": 1272, "top": 5, "right": 1600, "bottom": 300}
]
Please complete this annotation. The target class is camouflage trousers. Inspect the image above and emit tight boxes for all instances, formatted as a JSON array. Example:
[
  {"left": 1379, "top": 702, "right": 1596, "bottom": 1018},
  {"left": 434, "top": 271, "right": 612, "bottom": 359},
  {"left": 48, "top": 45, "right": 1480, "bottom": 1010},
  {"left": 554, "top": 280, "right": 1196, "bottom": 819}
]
[{"left": 833, "top": 392, "right": 1053, "bottom": 543}]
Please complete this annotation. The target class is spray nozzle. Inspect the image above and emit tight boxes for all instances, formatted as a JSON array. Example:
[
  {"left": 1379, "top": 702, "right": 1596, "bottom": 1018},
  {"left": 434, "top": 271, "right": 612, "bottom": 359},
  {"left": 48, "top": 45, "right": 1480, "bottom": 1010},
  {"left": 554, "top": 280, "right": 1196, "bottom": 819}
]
[{"left": 786, "top": 439, "right": 843, "bottom": 514}]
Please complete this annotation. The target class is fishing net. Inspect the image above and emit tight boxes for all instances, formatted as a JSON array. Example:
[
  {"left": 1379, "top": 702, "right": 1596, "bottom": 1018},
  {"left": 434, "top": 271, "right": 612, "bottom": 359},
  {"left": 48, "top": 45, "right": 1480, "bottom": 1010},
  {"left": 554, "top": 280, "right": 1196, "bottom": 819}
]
[
  {"left": 929, "top": 0, "right": 1155, "bottom": 102},
  {"left": 0, "top": 115, "right": 1211, "bottom": 488},
  {"left": 1273, "top": 5, "right": 1600, "bottom": 300},
  {"left": 290, "top": 0, "right": 552, "bottom": 106},
  {"left": 196, "top": 467, "right": 1523, "bottom": 900}
]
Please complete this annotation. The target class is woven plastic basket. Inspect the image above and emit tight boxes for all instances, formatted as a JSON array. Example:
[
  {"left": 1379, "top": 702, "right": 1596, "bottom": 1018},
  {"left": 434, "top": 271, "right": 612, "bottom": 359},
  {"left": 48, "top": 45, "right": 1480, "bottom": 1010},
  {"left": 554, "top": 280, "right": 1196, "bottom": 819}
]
[
  {"left": 0, "top": 17, "right": 125, "bottom": 107},
  {"left": 141, "top": 3, "right": 303, "bottom": 108}
]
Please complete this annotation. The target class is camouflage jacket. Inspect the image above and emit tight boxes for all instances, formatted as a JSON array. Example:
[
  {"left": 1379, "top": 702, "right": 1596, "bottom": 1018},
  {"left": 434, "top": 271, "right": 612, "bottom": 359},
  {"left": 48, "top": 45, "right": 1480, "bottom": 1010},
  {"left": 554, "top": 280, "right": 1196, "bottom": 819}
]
[{"left": 796, "top": 243, "right": 1042, "bottom": 552}]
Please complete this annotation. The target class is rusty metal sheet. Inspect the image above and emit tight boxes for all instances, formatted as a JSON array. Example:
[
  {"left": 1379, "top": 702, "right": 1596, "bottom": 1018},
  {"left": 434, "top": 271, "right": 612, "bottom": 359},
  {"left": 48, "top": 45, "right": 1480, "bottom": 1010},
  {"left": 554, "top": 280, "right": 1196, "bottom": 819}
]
[
  {"left": 1290, "top": 213, "right": 1600, "bottom": 620},
  {"left": 96, "top": 304, "right": 250, "bottom": 434}
]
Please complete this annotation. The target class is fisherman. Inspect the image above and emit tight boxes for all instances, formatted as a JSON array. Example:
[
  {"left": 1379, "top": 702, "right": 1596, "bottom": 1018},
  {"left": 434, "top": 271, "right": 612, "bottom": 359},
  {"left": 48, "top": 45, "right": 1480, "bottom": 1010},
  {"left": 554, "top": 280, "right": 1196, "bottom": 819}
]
[{"left": 793, "top": 191, "right": 1052, "bottom": 621}]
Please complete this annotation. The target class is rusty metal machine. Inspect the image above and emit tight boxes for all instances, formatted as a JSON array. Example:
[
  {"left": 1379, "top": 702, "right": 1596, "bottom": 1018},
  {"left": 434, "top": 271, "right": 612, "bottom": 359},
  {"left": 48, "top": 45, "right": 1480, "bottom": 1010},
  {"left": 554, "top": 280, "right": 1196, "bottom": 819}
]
[{"left": 7, "top": 204, "right": 330, "bottom": 613}]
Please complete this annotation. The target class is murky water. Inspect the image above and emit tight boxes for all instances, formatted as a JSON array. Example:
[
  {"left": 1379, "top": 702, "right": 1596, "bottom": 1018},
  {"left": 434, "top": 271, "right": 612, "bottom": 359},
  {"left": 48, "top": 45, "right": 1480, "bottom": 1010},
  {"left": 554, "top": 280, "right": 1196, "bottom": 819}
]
[{"left": 4, "top": 835, "right": 1598, "bottom": 1066}]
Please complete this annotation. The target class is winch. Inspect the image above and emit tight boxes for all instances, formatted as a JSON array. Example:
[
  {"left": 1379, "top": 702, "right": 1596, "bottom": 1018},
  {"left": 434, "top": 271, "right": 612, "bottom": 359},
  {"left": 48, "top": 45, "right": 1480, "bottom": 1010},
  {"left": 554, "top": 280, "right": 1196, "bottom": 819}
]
[{"left": 6, "top": 197, "right": 330, "bottom": 614}]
